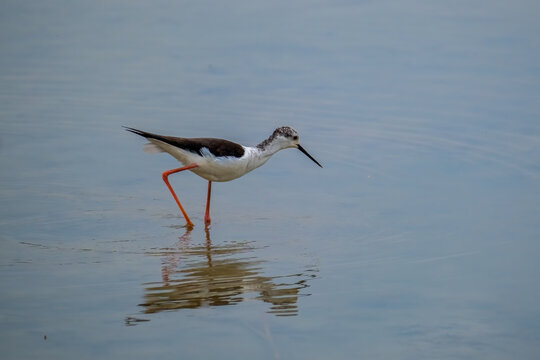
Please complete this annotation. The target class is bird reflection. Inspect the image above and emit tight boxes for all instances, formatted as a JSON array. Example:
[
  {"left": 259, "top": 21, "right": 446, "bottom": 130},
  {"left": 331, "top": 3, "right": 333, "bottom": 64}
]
[{"left": 140, "top": 227, "right": 316, "bottom": 316}]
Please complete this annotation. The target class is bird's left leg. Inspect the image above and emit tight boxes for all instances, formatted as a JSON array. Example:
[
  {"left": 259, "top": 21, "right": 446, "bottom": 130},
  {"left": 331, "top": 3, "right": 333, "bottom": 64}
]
[
  {"left": 204, "top": 180, "right": 212, "bottom": 225},
  {"left": 162, "top": 163, "right": 199, "bottom": 227}
]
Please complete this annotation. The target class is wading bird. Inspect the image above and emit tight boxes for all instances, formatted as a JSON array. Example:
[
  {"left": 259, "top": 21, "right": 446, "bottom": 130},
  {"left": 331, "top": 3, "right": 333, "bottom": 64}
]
[{"left": 125, "top": 126, "right": 322, "bottom": 227}]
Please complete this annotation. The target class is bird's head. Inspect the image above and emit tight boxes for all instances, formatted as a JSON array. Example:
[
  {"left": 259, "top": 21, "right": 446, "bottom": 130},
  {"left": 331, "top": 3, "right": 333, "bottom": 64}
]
[{"left": 270, "top": 126, "right": 322, "bottom": 168}]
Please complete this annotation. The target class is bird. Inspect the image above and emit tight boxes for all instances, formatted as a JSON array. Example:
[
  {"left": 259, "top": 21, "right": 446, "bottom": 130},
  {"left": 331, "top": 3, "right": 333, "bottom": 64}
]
[{"left": 125, "top": 126, "right": 322, "bottom": 227}]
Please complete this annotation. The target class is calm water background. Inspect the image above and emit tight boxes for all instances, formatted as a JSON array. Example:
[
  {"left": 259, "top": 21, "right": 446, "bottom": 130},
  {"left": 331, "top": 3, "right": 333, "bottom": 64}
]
[{"left": 1, "top": 1, "right": 539, "bottom": 359}]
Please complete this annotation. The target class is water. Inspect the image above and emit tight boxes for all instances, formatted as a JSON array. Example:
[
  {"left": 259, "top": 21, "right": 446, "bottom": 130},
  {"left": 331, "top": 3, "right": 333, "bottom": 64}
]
[{"left": 1, "top": 1, "right": 539, "bottom": 359}]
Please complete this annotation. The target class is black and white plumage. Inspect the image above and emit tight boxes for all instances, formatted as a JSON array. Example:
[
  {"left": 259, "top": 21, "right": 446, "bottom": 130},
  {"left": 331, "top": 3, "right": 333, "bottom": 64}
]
[{"left": 125, "top": 126, "right": 322, "bottom": 226}]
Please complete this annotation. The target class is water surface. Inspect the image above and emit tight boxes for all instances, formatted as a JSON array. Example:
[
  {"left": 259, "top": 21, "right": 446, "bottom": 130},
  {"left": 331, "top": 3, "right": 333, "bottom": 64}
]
[{"left": 1, "top": 1, "right": 539, "bottom": 359}]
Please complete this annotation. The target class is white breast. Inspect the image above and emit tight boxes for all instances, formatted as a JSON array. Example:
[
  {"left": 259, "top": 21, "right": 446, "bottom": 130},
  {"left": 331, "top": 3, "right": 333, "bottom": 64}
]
[{"left": 148, "top": 139, "right": 270, "bottom": 182}]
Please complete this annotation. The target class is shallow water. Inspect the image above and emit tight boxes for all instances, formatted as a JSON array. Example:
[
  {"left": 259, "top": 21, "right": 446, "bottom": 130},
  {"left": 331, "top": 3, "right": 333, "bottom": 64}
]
[{"left": 1, "top": 1, "right": 540, "bottom": 359}]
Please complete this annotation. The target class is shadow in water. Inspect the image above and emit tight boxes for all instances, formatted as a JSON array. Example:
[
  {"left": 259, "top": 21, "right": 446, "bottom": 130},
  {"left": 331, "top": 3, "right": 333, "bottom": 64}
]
[{"left": 137, "top": 227, "right": 317, "bottom": 318}]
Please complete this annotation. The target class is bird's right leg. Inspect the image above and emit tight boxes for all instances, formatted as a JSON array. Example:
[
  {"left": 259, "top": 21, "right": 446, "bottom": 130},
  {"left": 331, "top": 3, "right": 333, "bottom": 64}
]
[
  {"left": 162, "top": 163, "right": 199, "bottom": 227},
  {"left": 204, "top": 180, "right": 212, "bottom": 226}
]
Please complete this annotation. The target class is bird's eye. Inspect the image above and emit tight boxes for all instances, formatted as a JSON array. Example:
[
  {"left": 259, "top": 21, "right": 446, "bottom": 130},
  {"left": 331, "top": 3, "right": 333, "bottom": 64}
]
[{"left": 293, "top": 135, "right": 298, "bottom": 140}]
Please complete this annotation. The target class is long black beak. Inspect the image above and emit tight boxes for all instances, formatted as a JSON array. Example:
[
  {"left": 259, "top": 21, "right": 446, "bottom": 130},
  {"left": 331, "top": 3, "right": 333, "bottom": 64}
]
[{"left": 297, "top": 145, "right": 323, "bottom": 168}]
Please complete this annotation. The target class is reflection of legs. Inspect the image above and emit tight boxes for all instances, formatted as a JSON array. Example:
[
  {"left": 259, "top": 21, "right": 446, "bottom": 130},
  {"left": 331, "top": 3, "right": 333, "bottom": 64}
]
[
  {"left": 161, "top": 226, "right": 193, "bottom": 285},
  {"left": 204, "top": 224, "right": 212, "bottom": 265},
  {"left": 162, "top": 164, "right": 198, "bottom": 227},
  {"left": 205, "top": 181, "right": 212, "bottom": 225}
]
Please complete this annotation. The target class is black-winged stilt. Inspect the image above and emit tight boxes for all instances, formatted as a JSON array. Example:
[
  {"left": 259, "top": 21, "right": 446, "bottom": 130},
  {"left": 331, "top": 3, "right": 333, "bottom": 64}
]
[{"left": 125, "top": 126, "right": 322, "bottom": 227}]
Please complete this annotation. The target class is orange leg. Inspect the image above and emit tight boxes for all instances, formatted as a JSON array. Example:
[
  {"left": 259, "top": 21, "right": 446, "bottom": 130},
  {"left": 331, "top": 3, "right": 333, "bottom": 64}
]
[
  {"left": 162, "top": 163, "right": 198, "bottom": 227},
  {"left": 204, "top": 180, "right": 212, "bottom": 225}
]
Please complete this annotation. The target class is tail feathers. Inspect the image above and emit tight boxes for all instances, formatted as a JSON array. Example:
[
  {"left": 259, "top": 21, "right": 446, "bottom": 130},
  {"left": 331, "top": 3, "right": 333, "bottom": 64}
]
[
  {"left": 124, "top": 126, "right": 166, "bottom": 154},
  {"left": 143, "top": 142, "right": 165, "bottom": 154}
]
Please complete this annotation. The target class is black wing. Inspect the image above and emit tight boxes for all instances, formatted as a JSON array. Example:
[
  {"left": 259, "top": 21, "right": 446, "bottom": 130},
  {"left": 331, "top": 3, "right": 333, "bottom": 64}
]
[{"left": 124, "top": 127, "right": 245, "bottom": 158}]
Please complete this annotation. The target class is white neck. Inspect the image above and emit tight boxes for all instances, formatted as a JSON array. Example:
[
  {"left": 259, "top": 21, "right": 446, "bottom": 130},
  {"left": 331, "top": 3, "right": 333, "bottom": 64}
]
[{"left": 243, "top": 141, "right": 285, "bottom": 173}]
